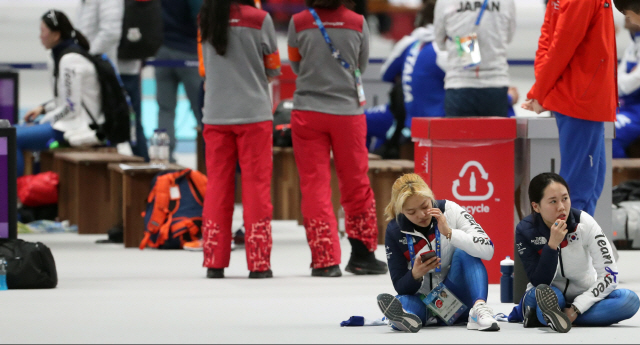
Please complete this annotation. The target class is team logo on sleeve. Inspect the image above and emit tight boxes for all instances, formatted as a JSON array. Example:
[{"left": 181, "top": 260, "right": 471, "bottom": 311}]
[
  {"left": 595, "top": 234, "right": 613, "bottom": 265},
  {"left": 531, "top": 237, "right": 547, "bottom": 245}
]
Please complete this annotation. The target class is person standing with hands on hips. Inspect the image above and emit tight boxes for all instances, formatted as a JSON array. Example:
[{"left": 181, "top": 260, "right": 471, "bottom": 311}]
[
  {"left": 522, "top": 0, "right": 617, "bottom": 216},
  {"left": 287, "top": 0, "right": 387, "bottom": 277},
  {"left": 376, "top": 174, "right": 499, "bottom": 333},
  {"left": 511, "top": 173, "right": 639, "bottom": 333}
]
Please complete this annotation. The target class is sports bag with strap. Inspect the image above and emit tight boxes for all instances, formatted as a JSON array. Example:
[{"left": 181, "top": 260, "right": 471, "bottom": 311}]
[{"left": 140, "top": 169, "right": 207, "bottom": 250}]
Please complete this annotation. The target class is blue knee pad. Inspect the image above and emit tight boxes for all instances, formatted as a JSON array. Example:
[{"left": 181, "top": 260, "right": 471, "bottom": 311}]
[{"left": 396, "top": 295, "right": 427, "bottom": 326}]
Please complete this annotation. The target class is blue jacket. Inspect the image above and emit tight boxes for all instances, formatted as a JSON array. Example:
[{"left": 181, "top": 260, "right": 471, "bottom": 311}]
[
  {"left": 385, "top": 202, "right": 445, "bottom": 296},
  {"left": 515, "top": 207, "right": 619, "bottom": 312},
  {"left": 380, "top": 26, "right": 446, "bottom": 127},
  {"left": 515, "top": 208, "right": 581, "bottom": 290},
  {"left": 161, "top": 0, "right": 202, "bottom": 54},
  {"left": 385, "top": 199, "right": 494, "bottom": 297}
]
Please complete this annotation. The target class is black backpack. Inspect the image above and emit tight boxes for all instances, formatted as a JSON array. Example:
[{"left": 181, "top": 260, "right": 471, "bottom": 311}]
[
  {"left": 373, "top": 79, "right": 407, "bottom": 159},
  {"left": 118, "top": 0, "right": 164, "bottom": 60},
  {"left": 0, "top": 239, "right": 57, "bottom": 289},
  {"left": 61, "top": 46, "right": 132, "bottom": 145},
  {"left": 613, "top": 180, "right": 640, "bottom": 205},
  {"left": 273, "top": 99, "right": 293, "bottom": 147}
]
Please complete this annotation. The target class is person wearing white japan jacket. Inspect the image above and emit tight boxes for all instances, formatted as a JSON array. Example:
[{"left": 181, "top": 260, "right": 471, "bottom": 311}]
[
  {"left": 511, "top": 172, "right": 639, "bottom": 333},
  {"left": 376, "top": 173, "right": 499, "bottom": 333},
  {"left": 20, "top": 10, "right": 105, "bottom": 176}
]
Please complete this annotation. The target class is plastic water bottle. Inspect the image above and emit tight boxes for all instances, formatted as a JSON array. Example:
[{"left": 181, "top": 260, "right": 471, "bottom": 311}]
[
  {"left": 500, "top": 256, "right": 514, "bottom": 303},
  {"left": 149, "top": 129, "right": 160, "bottom": 164},
  {"left": 0, "top": 256, "right": 8, "bottom": 291},
  {"left": 157, "top": 129, "right": 170, "bottom": 165}
]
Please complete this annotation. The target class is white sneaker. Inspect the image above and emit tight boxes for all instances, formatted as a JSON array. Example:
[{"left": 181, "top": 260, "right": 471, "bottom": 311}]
[{"left": 467, "top": 302, "right": 500, "bottom": 331}]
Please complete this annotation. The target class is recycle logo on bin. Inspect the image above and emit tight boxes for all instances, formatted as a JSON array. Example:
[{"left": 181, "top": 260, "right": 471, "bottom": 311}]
[{"left": 452, "top": 161, "right": 494, "bottom": 201}]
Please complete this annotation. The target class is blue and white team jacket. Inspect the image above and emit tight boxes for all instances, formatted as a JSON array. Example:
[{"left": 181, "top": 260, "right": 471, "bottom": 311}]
[
  {"left": 380, "top": 25, "right": 447, "bottom": 127},
  {"left": 619, "top": 32, "right": 640, "bottom": 109},
  {"left": 516, "top": 208, "right": 619, "bottom": 313},
  {"left": 385, "top": 200, "right": 493, "bottom": 297}
]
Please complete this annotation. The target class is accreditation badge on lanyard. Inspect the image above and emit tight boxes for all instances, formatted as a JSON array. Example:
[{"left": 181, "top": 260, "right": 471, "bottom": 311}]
[
  {"left": 309, "top": 8, "right": 366, "bottom": 107},
  {"left": 455, "top": 0, "right": 489, "bottom": 70},
  {"left": 420, "top": 283, "right": 468, "bottom": 325},
  {"left": 407, "top": 221, "right": 467, "bottom": 326},
  {"left": 355, "top": 68, "right": 366, "bottom": 107}
]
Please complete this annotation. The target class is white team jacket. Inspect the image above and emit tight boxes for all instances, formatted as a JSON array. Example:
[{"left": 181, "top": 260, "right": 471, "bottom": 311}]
[
  {"left": 433, "top": 0, "right": 516, "bottom": 89},
  {"left": 76, "top": 0, "right": 124, "bottom": 64},
  {"left": 520, "top": 211, "right": 619, "bottom": 313},
  {"left": 400, "top": 200, "right": 494, "bottom": 295},
  {"left": 41, "top": 52, "right": 105, "bottom": 146}
]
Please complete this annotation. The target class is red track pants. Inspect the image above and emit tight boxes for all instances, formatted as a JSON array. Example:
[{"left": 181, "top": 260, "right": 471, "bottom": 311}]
[
  {"left": 201, "top": 121, "right": 273, "bottom": 272},
  {"left": 291, "top": 110, "right": 378, "bottom": 269}
]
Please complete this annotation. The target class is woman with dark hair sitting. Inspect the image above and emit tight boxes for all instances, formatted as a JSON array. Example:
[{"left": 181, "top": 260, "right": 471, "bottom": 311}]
[
  {"left": 20, "top": 10, "right": 105, "bottom": 176},
  {"left": 512, "top": 172, "right": 640, "bottom": 333},
  {"left": 198, "top": 0, "right": 281, "bottom": 279}
]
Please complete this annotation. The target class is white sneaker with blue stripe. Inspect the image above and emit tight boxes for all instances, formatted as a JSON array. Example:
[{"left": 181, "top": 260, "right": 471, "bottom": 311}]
[{"left": 467, "top": 302, "right": 500, "bottom": 331}]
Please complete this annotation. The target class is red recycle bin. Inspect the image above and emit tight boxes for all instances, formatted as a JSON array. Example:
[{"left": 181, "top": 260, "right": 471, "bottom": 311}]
[{"left": 412, "top": 117, "right": 517, "bottom": 284}]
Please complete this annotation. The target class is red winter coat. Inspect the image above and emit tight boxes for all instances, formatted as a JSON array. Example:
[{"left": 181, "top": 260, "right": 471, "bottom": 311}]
[{"left": 527, "top": 0, "right": 617, "bottom": 122}]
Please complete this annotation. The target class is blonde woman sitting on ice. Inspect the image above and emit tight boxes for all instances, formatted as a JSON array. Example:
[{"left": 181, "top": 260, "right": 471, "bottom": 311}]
[{"left": 376, "top": 173, "right": 499, "bottom": 332}]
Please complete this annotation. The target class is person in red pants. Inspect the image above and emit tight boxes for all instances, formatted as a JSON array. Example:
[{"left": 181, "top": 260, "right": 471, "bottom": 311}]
[
  {"left": 199, "top": 0, "right": 281, "bottom": 279},
  {"left": 287, "top": 0, "right": 387, "bottom": 277}
]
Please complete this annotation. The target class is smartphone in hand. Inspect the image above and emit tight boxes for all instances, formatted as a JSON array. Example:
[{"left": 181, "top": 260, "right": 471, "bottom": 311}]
[{"left": 420, "top": 250, "right": 437, "bottom": 262}]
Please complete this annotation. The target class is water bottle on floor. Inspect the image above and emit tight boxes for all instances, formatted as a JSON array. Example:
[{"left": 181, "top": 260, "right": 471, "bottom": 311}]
[
  {"left": 500, "top": 256, "right": 514, "bottom": 303},
  {"left": 149, "top": 129, "right": 160, "bottom": 164},
  {"left": 157, "top": 129, "right": 170, "bottom": 165},
  {"left": 0, "top": 256, "right": 8, "bottom": 291}
]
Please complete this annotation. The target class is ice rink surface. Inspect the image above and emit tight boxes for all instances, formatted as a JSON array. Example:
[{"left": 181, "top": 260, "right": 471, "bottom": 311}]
[
  {"left": 1, "top": 216, "right": 639, "bottom": 344},
  {"left": 2, "top": 1, "right": 639, "bottom": 343}
]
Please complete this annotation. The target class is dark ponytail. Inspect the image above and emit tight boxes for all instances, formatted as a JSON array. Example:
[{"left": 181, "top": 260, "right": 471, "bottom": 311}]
[
  {"left": 200, "top": 0, "right": 255, "bottom": 56},
  {"left": 415, "top": 0, "right": 437, "bottom": 27},
  {"left": 42, "top": 10, "right": 91, "bottom": 51}
]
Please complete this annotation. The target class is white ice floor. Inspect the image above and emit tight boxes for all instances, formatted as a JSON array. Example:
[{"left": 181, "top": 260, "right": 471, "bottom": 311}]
[{"left": 3, "top": 210, "right": 640, "bottom": 344}]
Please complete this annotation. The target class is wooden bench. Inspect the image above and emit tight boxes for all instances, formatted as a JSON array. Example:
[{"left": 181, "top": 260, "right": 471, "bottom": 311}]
[
  {"left": 612, "top": 159, "right": 640, "bottom": 187},
  {"left": 108, "top": 163, "right": 186, "bottom": 248},
  {"left": 54, "top": 152, "right": 144, "bottom": 234},
  {"left": 273, "top": 147, "right": 302, "bottom": 221},
  {"left": 22, "top": 146, "right": 117, "bottom": 176}
]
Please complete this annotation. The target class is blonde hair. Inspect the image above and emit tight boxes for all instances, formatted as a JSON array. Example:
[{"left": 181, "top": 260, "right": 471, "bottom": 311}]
[{"left": 384, "top": 173, "right": 435, "bottom": 221}]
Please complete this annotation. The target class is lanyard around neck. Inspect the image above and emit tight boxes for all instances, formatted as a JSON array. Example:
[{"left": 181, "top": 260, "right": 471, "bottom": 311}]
[
  {"left": 474, "top": 0, "right": 490, "bottom": 27},
  {"left": 308, "top": 8, "right": 352, "bottom": 71}
]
